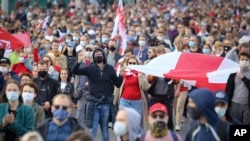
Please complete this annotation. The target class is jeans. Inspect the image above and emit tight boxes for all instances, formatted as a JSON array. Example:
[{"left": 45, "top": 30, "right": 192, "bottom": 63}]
[
  {"left": 90, "top": 104, "right": 110, "bottom": 141},
  {"left": 119, "top": 98, "right": 142, "bottom": 115}
]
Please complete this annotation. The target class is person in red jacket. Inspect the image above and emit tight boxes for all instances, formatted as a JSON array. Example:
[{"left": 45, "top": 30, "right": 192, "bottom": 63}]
[{"left": 11, "top": 50, "right": 32, "bottom": 74}]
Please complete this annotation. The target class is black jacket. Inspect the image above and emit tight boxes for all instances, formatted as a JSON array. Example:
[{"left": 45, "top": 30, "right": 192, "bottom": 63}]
[
  {"left": 57, "top": 82, "right": 74, "bottom": 99},
  {"left": 225, "top": 73, "right": 250, "bottom": 109},
  {"left": 36, "top": 117, "right": 83, "bottom": 141}
]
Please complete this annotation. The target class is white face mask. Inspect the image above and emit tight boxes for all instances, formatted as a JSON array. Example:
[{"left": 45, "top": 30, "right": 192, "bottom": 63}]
[
  {"left": 80, "top": 41, "right": 86, "bottom": 47},
  {"left": 240, "top": 60, "right": 250, "bottom": 68},
  {"left": 215, "top": 107, "right": 226, "bottom": 118},
  {"left": 139, "top": 41, "right": 146, "bottom": 46},
  {"left": 85, "top": 51, "right": 93, "bottom": 58},
  {"left": 0, "top": 66, "right": 9, "bottom": 74},
  {"left": 157, "top": 36, "right": 163, "bottom": 41},
  {"left": 19, "top": 57, "right": 25, "bottom": 63},
  {"left": 22, "top": 92, "right": 35, "bottom": 103}
]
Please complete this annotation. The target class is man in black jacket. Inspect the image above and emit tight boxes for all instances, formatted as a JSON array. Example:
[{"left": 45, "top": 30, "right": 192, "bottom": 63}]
[
  {"left": 34, "top": 60, "right": 58, "bottom": 119},
  {"left": 36, "top": 94, "right": 83, "bottom": 141},
  {"left": 71, "top": 48, "right": 123, "bottom": 141}
]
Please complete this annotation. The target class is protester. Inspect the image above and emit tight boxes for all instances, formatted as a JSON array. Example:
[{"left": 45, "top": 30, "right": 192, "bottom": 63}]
[
  {"left": 225, "top": 52, "right": 250, "bottom": 124},
  {"left": 113, "top": 107, "right": 142, "bottom": 141},
  {"left": 42, "top": 54, "right": 60, "bottom": 80},
  {"left": 20, "top": 72, "right": 33, "bottom": 86},
  {"left": 21, "top": 82, "right": 45, "bottom": 127},
  {"left": 214, "top": 90, "right": 241, "bottom": 125},
  {"left": 36, "top": 94, "right": 83, "bottom": 141},
  {"left": 114, "top": 56, "right": 150, "bottom": 129},
  {"left": 33, "top": 60, "right": 58, "bottom": 119},
  {"left": 71, "top": 48, "right": 123, "bottom": 141},
  {"left": 0, "top": 80, "right": 34, "bottom": 141},
  {"left": 139, "top": 103, "right": 181, "bottom": 141},
  {"left": 185, "top": 88, "right": 229, "bottom": 141},
  {"left": 226, "top": 42, "right": 250, "bottom": 62},
  {"left": 57, "top": 69, "right": 74, "bottom": 100}
]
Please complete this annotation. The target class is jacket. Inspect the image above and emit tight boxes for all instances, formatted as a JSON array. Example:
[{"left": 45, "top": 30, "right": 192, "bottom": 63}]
[
  {"left": 71, "top": 48, "right": 123, "bottom": 100},
  {"left": 57, "top": 82, "right": 74, "bottom": 99},
  {"left": 225, "top": 73, "right": 250, "bottom": 109},
  {"left": 114, "top": 73, "right": 150, "bottom": 129},
  {"left": 0, "top": 71, "right": 20, "bottom": 94},
  {"left": 36, "top": 117, "right": 83, "bottom": 141},
  {"left": 0, "top": 103, "right": 34, "bottom": 141}
]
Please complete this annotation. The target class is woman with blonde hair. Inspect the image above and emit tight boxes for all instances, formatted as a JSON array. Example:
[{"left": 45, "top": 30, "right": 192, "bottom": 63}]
[{"left": 114, "top": 56, "right": 150, "bottom": 129}]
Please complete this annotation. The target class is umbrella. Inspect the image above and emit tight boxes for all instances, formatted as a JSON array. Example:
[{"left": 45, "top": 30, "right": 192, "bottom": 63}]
[
  {"left": 0, "top": 28, "right": 24, "bottom": 50},
  {"left": 127, "top": 52, "right": 240, "bottom": 91}
]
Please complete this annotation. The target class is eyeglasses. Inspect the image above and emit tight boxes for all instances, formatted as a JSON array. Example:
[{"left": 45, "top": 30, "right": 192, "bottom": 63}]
[
  {"left": 151, "top": 114, "right": 166, "bottom": 119},
  {"left": 128, "top": 62, "right": 137, "bottom": 65},
  {"left": 53, "top": 105, "right": 69, "bottom": 110}
]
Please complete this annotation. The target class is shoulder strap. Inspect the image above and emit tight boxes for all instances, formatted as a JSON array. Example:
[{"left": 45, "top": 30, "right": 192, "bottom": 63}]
[
  {"left": 189, "top": 122, "right": 199, "bottom": 141},
  {"left": 218, "top": 121, "right": 228, "bottom": 141},
  {"left": 170, "top": 131, "right": 178, "bottom": 141}
]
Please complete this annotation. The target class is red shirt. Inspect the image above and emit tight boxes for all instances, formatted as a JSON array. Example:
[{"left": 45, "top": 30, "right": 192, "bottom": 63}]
[
  {"left": 121, "top": 73, "right": 141, "bottom": 100},
  {"left": 12, "top": 63, "right": 31, "bottom": 74}
]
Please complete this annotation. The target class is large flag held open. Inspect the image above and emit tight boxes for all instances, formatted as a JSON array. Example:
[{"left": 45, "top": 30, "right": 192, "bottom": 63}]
[
  {"left": 0, "top": 28, "right": 24, "bottom": 50},
  {"left": 127, "top": 52, "right": 240, "bottom": 91}
]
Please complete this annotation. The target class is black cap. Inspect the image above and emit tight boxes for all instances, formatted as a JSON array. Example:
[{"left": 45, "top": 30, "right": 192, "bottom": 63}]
[
  {"left": 214, "top": 91, "right": 228, "bottom": 104},
  {"left": 0, "top": 58, "right": 11, "bottom": 65}
]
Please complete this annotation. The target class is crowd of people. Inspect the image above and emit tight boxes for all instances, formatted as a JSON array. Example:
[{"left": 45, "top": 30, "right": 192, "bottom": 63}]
[{"left": 0, "top": 0, "right": 250, "bottom": 141}]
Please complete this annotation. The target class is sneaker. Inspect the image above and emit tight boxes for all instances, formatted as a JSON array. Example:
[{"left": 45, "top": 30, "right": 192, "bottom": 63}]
[{"left": 175, "top": 124, "right": 181, "bottom": 131}]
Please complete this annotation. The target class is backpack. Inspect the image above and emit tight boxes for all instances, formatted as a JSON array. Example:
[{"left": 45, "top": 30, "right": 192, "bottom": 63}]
[
  {"left": 140, "top": 131, "right": 178, "bottom": 141},
  {"left": 188, "top": 121, "right": 228, "bottom": 141}
]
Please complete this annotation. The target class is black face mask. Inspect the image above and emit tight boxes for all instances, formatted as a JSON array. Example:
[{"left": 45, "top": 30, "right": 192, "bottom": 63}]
[
  {"left": 38, "top": 71, "right": 48, "bottom": 78},
  {"left": 242, "top": 26, "right": 247, "bottom": 30},
  {"left": 187, "top": 106, "right": 202, "bottom": 120},
  {"left": 109, "top": 46, "right": 116, "bottom": 52},
  {"left": 94, "top": 56, "right": 103, "bottom": 63}
]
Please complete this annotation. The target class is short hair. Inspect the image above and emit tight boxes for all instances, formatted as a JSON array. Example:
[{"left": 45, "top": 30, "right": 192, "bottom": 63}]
[
  {"left": 238, "top": 52, "right": 250, "bottom": 59},
  {"left": 239, "top": 42, "right": 250, "bottom": 49},
  {"left": 67, "top": 130, "right": 92, "bottom": 141},
  {"left": 21, "top": 131, "right": 43, "bottom": 141},
  {"left": 38, "top": 60, "right": 49, "bottom": 67},
  {"left": 52, "top": 94, "right": 73, "bottom": 107},
  {"left": 156, "top": 46, "right": 166, "bottom": 54},
  {"left": 21, "top": 82, "right": 39, "bottom": 100},
  {"left": 20, "top": 72, "right": 33, "bottom": 80},
  {"left": 124, "top": 48, "right": 134, "bottom": 55},
  {"left": 51, "top": 39, "right": 59, "bottom": 44}
]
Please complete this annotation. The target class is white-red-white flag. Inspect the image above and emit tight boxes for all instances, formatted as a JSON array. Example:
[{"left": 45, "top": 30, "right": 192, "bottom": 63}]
[{"left": 39, "top": 16, "right": 50, "bottom": 30}]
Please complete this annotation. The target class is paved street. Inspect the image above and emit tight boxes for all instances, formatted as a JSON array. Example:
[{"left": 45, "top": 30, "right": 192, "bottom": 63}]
[{"left": 71, "top": 108, "right": 191, "bottom": 141}]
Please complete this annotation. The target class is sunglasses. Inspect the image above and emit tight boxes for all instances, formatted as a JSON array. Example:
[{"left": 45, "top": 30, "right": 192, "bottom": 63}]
[
  {"left": 151, "top": 114, "right": 166, "bottom": 119},
  {"left": 128, "top": 62, "right": 137, "bottom": 65},
  {"left": 53, "top": 105, "right": 69, "bottom": 110}
]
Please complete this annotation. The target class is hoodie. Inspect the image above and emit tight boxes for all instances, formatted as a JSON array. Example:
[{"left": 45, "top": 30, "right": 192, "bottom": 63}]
[
  {"left": 116, "top": 107, "right": 141, "bottom": 141},
  {"left": 71, "top": 48, "right": 123, "bottom": 102},
  {"left": 185, "top": 88, "right": 230, "bottom": 141}
]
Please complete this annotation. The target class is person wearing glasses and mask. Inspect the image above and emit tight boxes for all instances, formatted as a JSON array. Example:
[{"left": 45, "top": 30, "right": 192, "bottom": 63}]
[
  {"left": 36, "top": 94, "right": 83, "bottom": 141},
  {"left": 139, "top": 103, "right": 181, "bottom": 141},
  {"left": 114, "top": 56, "right": 150, "bottom": 130}
]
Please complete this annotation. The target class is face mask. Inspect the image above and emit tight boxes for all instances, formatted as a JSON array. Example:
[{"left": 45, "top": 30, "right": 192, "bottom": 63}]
[
  {"left": 94, "top": 56, "right": 103, "bottom": 63},
  {"left": 6, "top": 91, "right": 19, "bottom": 101},
  {"left": 189, "top": 41, "right": 195, "bottom": 48},
  {"left": 80, "top": 41, "right": 86, "bottom": 47},
  {"left": 215, "top": 107, "right": 226, "bottom": 118},
  {"left": 85, "top": 51, "right": 93, "bottom": 58},
  {"left": 90, "top": 39, "right": 95, "bottom": 44},
  {"left": 0, "top": 66, "right": 9, "bottom": 74},
  {"left": 136, "top": 32, "right": 141, "bottom": 36},
  {"left": 157, "top": 36, "right": 163, "bottom": 41},
  {"left": 169, "top": 25, "right": 175, "bottom": 30},
  {"left": 113, "top": 121, "right": 127, "bottom": 136},
  {"left": 101, "top": 37, "right": 109, "bottom": 44},
  {"left": 65, "top": 39, "right": 71, "bottom": 43},
  {"left": 19, "top": 57, "right": 25, "bottom": 63},
  {"left": 22, "top": 92, "right": 35, "bottom": 103},
  {"left": 139, "top": 41, "right": 146, "bottom": 46},
  {"left": 67, "top": 47, "right": 74, "bottom": 51},
  {"left": 53, "top": 109, "right": 70, "bottom": 121},
  {"left": 45, "top": 44, "right": 51, "bottom": 49},
  {"left": 150, "top": 119, "right": 168, "bottom": 138},
  {"left": 203, "top": 49, "right": 210, "bottom": 54},
  {"left": 73, "top": 36, "right": 79, "bottom": 41},
  {"left": 187, "top": 106, "right": 202, "bottom": 120},
  {"left": 38, "top": 71, "right": 48, "bottom": 78},
  {"left": 27, "top": 48, "right": 32, "bottom": 53},
  {"left": 127, "top": 35, "right": 135, "bottom": 42},
  {"left": 109, "top": 46, "right": 116, "bottom": 52},
  {"left": 239, "top": 60, "right": 249, "bottom": 68}
]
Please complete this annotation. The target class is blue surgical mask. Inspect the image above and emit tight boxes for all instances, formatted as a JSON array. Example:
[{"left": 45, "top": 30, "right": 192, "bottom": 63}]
[
  {"left": 113, "top": 121, "right": 127, "bottom": 136},
  {"left": 189, "top": 41, "right": 195, "bottom": 48},
  {"left": 6, "top": 91, "right": 20, "bottom": 101},
  {"left": 89, "top": 39, "right": 95, "bottom": 44},
  {"left": 215, "top": 107, "right": 226, "bottom": 118},
  {"left": 127, "top": 35, "right": 135, "bottom": 42},
  {"left": 73, "top": 36, "right": 79, "bottom": 41},
  {"left": 101, "top": 37, "right": 109, "bottom": 44},
  {"left": 203, "top": 48, "right": 210, "bottom": 54},
  {"left": 80, "top": 41, "right": 86, "bottom": 47},
  {"left": 53, "top": 109, "right": 70, "bottom": 121}
]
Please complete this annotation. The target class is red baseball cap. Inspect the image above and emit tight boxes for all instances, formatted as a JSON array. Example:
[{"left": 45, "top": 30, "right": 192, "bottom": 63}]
[{"left": 149, "top": 103, "right": 168, "bottom": 114}]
